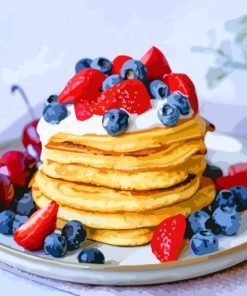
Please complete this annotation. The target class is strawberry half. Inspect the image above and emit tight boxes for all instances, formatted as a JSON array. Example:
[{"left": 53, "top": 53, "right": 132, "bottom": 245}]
[
  {"left": 141, "top": 46, "right": 171, "bottom": 81},
  {"left": 229, "top": 162, "right": 247, "bottom": 176},
  {"left": 151, "top": 214, "right": 186, "bottom": 262},
  {"left": 163, "top": 73, "right": 199, "bottom": 113},
  {"left": 215, "top": 171, "right": 247, "bottom": 190},
  {"left": 14, "top": 201, "right": 59, "bottom": 251},
  {"left": 112, "top": 55, "right": 132, "bottom": 75},
  {"left": 58, "top": 69, "right": 105, "bottom": 104},
  {"left": 93, "top": 79, "right": 151, "bottom": 115}
]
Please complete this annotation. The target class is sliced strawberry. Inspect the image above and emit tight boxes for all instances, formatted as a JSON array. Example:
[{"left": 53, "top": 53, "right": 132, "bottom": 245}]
[
  {"left": 58, "top": 69, "right": 106, "bottom": 104},
  {"left": 141, "top": 46, "right": 171, "bottom": 81},
  {"left": 151, "top": 214, "right": 186, "bottom": 262},
  {"left": 93, "top": 79, "right": 151, "bottom": 115},
  {"left": 163, "top": 73, "right": 199, "bottom": 113},
  {"left": 74, "top": 98, "right": 94, "bottom": 121},
  {"left": 14, "top": 201, "right": 59, "bottom": 251},
  {"left": 215, "top": 171, "right": 247, "bottom": 190},
  {"left": 112, "top": 55, "right": 132, "bottom": 75},
  {"left": 229, "top": 162, "right": 247, "bottom": 176}
]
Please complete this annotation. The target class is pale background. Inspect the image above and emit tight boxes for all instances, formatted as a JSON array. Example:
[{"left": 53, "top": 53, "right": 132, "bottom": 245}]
[{"left": 0, "top": 0, "right": 247, "bottom": 295}]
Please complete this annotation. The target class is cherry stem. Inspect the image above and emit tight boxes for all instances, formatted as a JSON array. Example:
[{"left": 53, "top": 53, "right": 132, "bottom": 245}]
[{"left": 11, "top": 85, "right": 36, "bottom": 120}]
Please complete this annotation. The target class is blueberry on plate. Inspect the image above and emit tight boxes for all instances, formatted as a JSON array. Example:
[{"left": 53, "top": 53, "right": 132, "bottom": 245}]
[
  {"left": 157, "top": 103, "right": 180, "bottom": 126},
  {"left": 75, "top": 58, "right": 92, "bottom": 73},
  {"left": 44, "top": 233, "right": 67, "bottom": 258},
  {"left": 61, "top": 220, "right": 87, "bottom": 251},
  {"left": 15, "top": 191, "right": 36, "bottom": 217},
  {"left": 213, "top": 206, "right": 241, "bottom": 236},
  {"left": 12, "top": 215, "right": 28, "bottom": 233},
  {"left": 0, "top": 210, "right": 15, "bottom": 235},
  {"left": 190, "top": 230, "right": 219, "bottom": 256},
  {"left": 230, "top": 186, "right": 247, "bottom": 211},
  {"left": 188, "top": 210, "right": 211, "bottom": 234},
  {"left": 78, "top": 248, "right": 105, "bottom": 264},
  {"left": 91, "top": 57, "right": 112, "bottom": 75},
  {"left": 45, "top": 94, "right": 58, "bottom": 106},
  {"left": 213, "top": 190, "right": 237, "bottom": 210},
  {"left": 102, "top": 74, "right": 123, "bottom": 91},
  {"left": 43, "top": 102, "right": 68, "bottom": 125},
  {"left": 167, "top": 92, "right": 191, "bottom": 115},
  {"left": 203, "top": 163, "right": 223, "bottom": 181},
  {"left": 148, "top": 80, "right": 170, "bottom": 99},
  {"left": 121, "top": 59, "right": 147, "bottom": 81},
  {"left": 102, "top": 109, "right": 129, "bottom": 136}
]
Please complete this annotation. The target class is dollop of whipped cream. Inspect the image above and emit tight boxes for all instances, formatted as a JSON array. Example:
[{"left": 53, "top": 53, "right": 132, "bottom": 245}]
[{"left": 37, "top": 99, "right": 193, "bottom": 150}]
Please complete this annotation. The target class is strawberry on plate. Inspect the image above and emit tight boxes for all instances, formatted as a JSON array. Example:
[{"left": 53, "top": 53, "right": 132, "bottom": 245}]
[
  {"left": 58, "top": 69, "right": 105, "bottom": 104},
  {"left": 151, "top": 214, "right": 186, "bottom": 262},
  {"left": 14, "top": 201, "right": 59, "bottom": 251},
  {"left": 112, "top": 55, "right": 132, "bottom": 75},
  {"left": 229, "top": 162, "right": 247, "bottom": 176},
  {"left": 163, "top": 73, "right": 199, "bottom": 113},
  {"left": 93, "top": 79, "right": 151, "bottom": 115},
  {"left": 141, "top": 46, "right": 171, "bottom": 81},
  {"left": 215, "top": 171, "right": 247, "bottom": 190}
]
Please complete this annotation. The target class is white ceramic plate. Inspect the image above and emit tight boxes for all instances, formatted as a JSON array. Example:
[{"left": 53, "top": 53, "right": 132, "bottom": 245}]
[{"left": 0, "top": 132, "right": 247, "bottom": 286}]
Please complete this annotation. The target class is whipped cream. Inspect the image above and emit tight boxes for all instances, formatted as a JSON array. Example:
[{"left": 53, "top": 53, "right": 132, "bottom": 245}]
[{"left": 37, "top": 99, "right": 193, "bottom": 157}]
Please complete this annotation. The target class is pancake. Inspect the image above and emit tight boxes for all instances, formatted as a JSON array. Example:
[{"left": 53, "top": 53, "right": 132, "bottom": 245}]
[
  {"left": 34, "top": 170, "right": 201, "bottom": 212},
  {"left": 56, "top": 219, "right": 154, "bottom": 246},
  {"left": 32, "top": 177, "right": 215, "bottom": 230},
  {"left": 48, "top": 115, "right": 206, "bottom": 153},
  {"left": 44, "top": 139, "right": 206, "bottom": 170},
  {"left": 42, "top": 154, "right": 206, "bottom": 191}
]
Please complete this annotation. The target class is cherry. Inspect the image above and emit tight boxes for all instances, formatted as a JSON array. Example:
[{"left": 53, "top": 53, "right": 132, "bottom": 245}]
[
  {"left": 0, "top": 173, "right": 14, "bottom": 210},
  {"left": 0, "top": 151, "right": 37, "bottom": 187},
  {"left": 11, "top": 85, "right": 42, "bottom": 161}
]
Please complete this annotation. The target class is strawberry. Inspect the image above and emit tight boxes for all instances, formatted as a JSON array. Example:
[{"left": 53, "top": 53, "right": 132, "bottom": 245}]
[
  {"left": 93, "top": 79, "right": 151, "bottom": 115},
  {"left": 112, "top": 55, "right": 132, "bottom": 75},
  {"left": 151, "top": 214, "right": 186, "bottom": 262},
  {"left": 215, "top": 171, "right": 247, "bottom": 190},
  {"left": 74, "top": 98, "right": 94, "bottom": 121},
  {"left": 58, "top": 69, "right": 105, "bottom": 104},
  {"left": 141, "top": 46, "right": 171, "bottom": 81},
  {"left": 163, "top": 73, "right": 199, "bottom": 113},
  {"left": 229, "top": 162, "right": 247, "bottom": 176},
  {"left": 14, "top": 201, "right": 59, "bottom": 251}
]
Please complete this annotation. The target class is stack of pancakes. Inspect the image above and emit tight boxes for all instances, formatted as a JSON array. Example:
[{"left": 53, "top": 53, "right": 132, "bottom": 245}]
[{"left": 32, "top": 114, "right": 216, "bottom": 246}]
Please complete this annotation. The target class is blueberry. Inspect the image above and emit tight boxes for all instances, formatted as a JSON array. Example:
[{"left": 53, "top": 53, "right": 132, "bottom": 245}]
[
  {"left": 91, "top": 57, "right": 112, "bottom": 75},
  {"left": 167, "top": 92, "right": 191, "bottom": 115},
  {"left": 16, "top": 192, "right": 36, "bottom": 217},
  {"left": 102, "top": 109, "right": 129, "bottom": 136},
  {"left": 203, "top": 163, "right": 223, "bottom": 181},
  {"left": 43, "top": 102, "right": 68, "bottom": 125},
  {"left": 45, "top": 94, "right": 58, "bottom": 106},
  {"left": 102, "top": 74, "right": 123, "bottom": 91},
  {"left": 188, "top": 210, "right": 211, "bottom": 234},
  {"left": 61, "top": 220, "right": 86, "bottom": 251},
  {"left": 12, "top": 215, "right": 28, "bottom": 232},
  {"left": 121, "top": 59, "right": 147, "bottom": 81},
  {"left": 157, "top": 103, "right": 180, "bottom": 126},
  {"left": 230, "top": 186, "right": 247, "bottom": 211},
  {"left": 213, "top": 190, "right": 237, "bottom": 210},
  {"left": 78, "top": 248, "right": 105, "bottom": 264},
  {"left": 190, "top": 230, "right": 219, "bottom": 256},
  {"left": 213, "top": 207, "right": 241, "bottom": 236},
  {"left": 0, "top": 210, "right": 15, "bottom": 235},
  {"left": 75, "top": 58, "right": 92, "bottom": 73},
  {"left": 44, "top": 233, "right": 67, "bottom": 258},
  {"left": 148, "top": 80, "right": 170, "bottom": 99}
]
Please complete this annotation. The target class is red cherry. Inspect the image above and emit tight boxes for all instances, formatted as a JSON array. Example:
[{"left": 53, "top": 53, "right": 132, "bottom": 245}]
[
  {"left": 14, "top": 200, "right": 59, "bottom": 251},
  {"left": 163, "top": 73, "right": 199, "bottom": 113},
  {"left": 112, "top": 55, "right": 132, "bottom": 75},
  {"left": 141, "top": 46, "right": 171, "bottom": 81},
  {"left": 0, "top": 151, "right": 37, "bottom": 187},
  {"left": 22, "top": 119, "right": 42, "bottom": 161},
  {"left": 0, "top": 173, "right": 14, "bottom": 210},
  {"left": 58, "top": 69, "right": 106, "bottom": 104}
]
